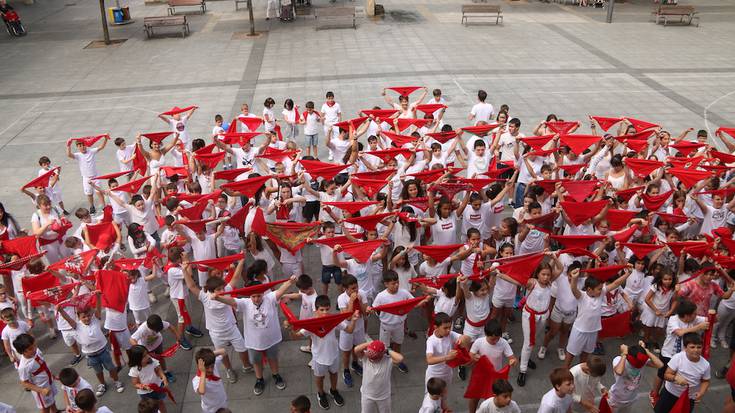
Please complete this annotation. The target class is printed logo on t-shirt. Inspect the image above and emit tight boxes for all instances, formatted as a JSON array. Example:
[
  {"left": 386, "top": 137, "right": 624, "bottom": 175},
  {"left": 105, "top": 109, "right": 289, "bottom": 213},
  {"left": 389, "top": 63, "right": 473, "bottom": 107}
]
[{"left": 176, "top": 122, "right": 185, "bottom": 132}]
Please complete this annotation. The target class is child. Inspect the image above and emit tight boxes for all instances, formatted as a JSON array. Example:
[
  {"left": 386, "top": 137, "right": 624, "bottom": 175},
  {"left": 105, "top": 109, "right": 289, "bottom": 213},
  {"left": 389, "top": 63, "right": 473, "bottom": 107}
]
[
  {"left": 13, "top": 333, "right": 58, "bottom": 413},
  {"left": 354, "top": 340, "right": 404, "bottom": 413},
  {"left": 468, "top": 89, "right": 495, "bottom": 125},
  {"left": 419, "top": 377, "right": 446, "bottom": 413},
  {"left": 56, "top": 292, "right": 125, "bottom": 396},
  {"left": 130, "top": 314, "right": 180, "bottom": 384},
  {"left": 66, "top": 135, "right": 108, "bottom": 213},
  {"left": 468, "top": 319, "right": 517, "bottom": 413},
  {"left": 159, "top": 106, "right": 195, "bottom": 150},
  {"left": 336, "top": 274, "right": 368, "bottom": 387},
  {"left": 128, "top": 345, "right": 169, "bottom": 413},
  {"left": 320, "top": 91, "right": 342, "bottom": 161},
  {"left": 425, "top": 312, "right": 470, "bottom": 410},
  {"left": 287, "top": 295, "right": 357, "bottom": 410},
  {"left": 678, "top": 264, "right": 732, "bottom": 316},
  {"left": 570, "top": 356, "right": 607, "bottom": 413},
  {"left": 1, "top": 307, "right": 30, "bottom": 366},
  {"left": 59, "top": 367, "right": 93, "bottom": 413},
  {"left": 282, "top": 274, "right": 318, "bottom": 354},
  {"left": 538, "top": 368, "right": 575, "bottom": 413},
  {"left": 542, "top": 260, "right": 583, "bottom": 363},
  {"left": 368, "top": 270, "right": 417, "bottom": 373},
  {"left": 114, "top": 137, "right": 136, "bottom": 174},
  {"left": 38, "top": 156, "right": 69, "bottom": 215},
  {"left": 74, "top": 388, "right": 113, "bottom": 413},
  {"left": 302, "top": 101, "right": 321, "bottom": 158},
  {"left": 127, "top": 268, "right": 157, "bottom": 326},
  {"left": 214, "top": 276, "right": 296, "bottom": 395},
  {"left": 193, "top": 348, "right": 229, "bottom": 413},
  {"left": 641, "top": 271, "right": 677, "bottom": 346},
  {"left": 608, "top": 342, "right": 663, "bottom": 413},
  {"left": 655, "top": 333, "right": 711, "bottom": 413},
  {"left": 476, "top": 379, "right": 521, "bottom": 413},
  {"left": 290, "top": 395, "right": 312, "bottom": 413},
  {"left": 314, "top": 221, "right": 343, "bottom": 295},
  {"left": 165, "top": 247, "right": 203, "bottom": 351}
]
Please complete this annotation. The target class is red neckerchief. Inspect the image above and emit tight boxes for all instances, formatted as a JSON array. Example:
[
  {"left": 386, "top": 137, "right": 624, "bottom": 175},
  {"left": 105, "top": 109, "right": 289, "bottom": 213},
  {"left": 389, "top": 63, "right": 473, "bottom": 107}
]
[
  {"left": 276, "top": 203, "right": 291, "bottom": 220},
  {"left": 326, "top": 101, "right": 335, "bottom": 107},
  {"left": 197, "top": 370, "right": 221, "bottom": 381}
]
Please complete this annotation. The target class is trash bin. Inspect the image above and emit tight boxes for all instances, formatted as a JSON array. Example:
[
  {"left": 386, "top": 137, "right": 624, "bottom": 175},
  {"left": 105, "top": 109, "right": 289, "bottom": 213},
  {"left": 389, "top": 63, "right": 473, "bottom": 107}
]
[{"left": 113, "top": 8, "right": 124, "bottom": 23}]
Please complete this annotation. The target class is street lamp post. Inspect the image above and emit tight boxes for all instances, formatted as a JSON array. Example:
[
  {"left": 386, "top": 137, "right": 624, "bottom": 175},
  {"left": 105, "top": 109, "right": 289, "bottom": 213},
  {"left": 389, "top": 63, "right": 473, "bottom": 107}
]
[
  {"left": 99, "top": 0, "right": 111, "bottom": 44},
  {"left": 247, "top": 0, "right": 255, "bottom": 35}
]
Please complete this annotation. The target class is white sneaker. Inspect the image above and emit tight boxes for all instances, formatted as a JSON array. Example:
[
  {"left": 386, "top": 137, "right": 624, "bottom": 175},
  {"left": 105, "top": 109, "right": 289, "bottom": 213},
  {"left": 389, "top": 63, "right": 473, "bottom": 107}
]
[
  {"left": 95, "top": 384, "right": 107, "bottom": 397},
  {"left": 502, "top": 332, "right": 513, "bottom": 344},
  {"left": 328, "top": 154, "right": 334, "bottom": 161},
  {"left": 722, "top": 340, "right": 730, "bottom": 349},
  {"left": 711, "top": 337, "right": 718, "bottom": 349},
  {"left": 163, "top": 286, "right": 170, "bottom": 297},
  {"left": 225, "top": 368, "right": 238, "bottom": 383},
  {"left": 537, "top": 346, "right": 547, "bottom": 359},
  {"left": 308, "top": 360, "right": 313, "bottom": 368},
  {"left": 299, "top": 345, "right": 312, "bottom": 353},
  {"left": 148, "top": 292, "right": 157, "bottom": 303},
  {"left": 557, "top": 348, "right": 566, "bottom": 361},
  {"left": 114, "top": 381, "right": 125, "bottom": 393}
]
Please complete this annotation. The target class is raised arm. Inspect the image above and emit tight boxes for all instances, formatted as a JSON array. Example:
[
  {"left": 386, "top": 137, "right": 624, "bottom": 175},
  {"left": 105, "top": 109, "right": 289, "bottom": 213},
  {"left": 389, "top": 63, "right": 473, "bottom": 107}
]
[{"left": 181, "top": 253, "right": 201, "bottom": 296}]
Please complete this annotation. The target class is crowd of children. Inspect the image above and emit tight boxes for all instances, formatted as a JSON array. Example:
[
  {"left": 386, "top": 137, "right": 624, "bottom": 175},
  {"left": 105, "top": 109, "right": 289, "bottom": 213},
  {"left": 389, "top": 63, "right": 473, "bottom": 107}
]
[{"left": 1, "top": 86, "right": 735, "bottom": 413}]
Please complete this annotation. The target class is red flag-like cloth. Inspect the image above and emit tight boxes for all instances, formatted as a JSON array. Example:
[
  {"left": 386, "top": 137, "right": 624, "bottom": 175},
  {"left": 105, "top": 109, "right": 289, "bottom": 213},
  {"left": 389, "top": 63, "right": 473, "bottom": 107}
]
[
  {"left": 149, "top": 344, "right": 179, "bottom": 361},
  {"left": 557, "top": 163, "right": 586, "bottom": 176},
  {"left": 313, "top": 235, "right": 353, "bottom": 249},
  {"left": 22, "top": 271, "right": 59, "bottom": 295},
  {"left": 598, "top": 311, "right": 633, "bottom": 339},
  {"left": 365, "top": 148, "right": 413, "bottom": 162},
  {"left": 60, "top": 291, "right": 96, "bottom": 312},
  {"left": 337, "top": 240, "right": 385, "bottom": 263},
  {"left": 190, "top": 253, "right": 244, "bottom": 271},
  {"left": 410, "top": 274, "right": 460, "bottom": 289},
  {"left": 214, "top": 168, "right": 252, "bottom": 181},
  {"left": 668, "top": 168, "right": 712, "bottom": 189},
  {"left": 464, "top": 356, "right": 511, "bottom": 399},
  {"left": 111, "top": 258, "right": 144, "bottom": 271},
  {"left": 615, "top": 136, "right": 650, "bottom": 153},
  {"left": 223, "top": 279, "right": 289, "bottom": 297},
  {"left": 495, "top": 252, "right": 545, "bottom": 285},
  {"left": 667, "top": 156, "right": 704, "bottom": 169},
  {"left": 700, "top": 164, "right": 731, "bottom": 176},
  {"left": 361, "top": 109, "right": 400, "bottom": 120},
  {"left": 457, "top": 177, "right": 503, "bottom": 192},
  {"left": 372, "top": 296, "right": 426, "bottom": 316},
  {"left": 194, "top": 151, "right": 225, "bottom": 169},
  {"left": 670, "top": 388, "right": 691, "bottom": 413},
  {"left": 592, "top": 116, "right": 623, "bottom": 131},
  {"left": 381, "top": 131, "right": 417, "bottom": 147},
  {"left": 624, "top": 158, "right": 664, "bottom": 178},
  {"left": 351, "top": 177, "right": 388, "bottom": 198},
  {"left": 559, "top": 134, "right": 600, "bottom": 155},
  {"left": 47, "top": 249, "right": 99, "bottom": 275},
  {"left": 446, "top": 344, "right": 472, "bottom": 368},
  {"left": 132, "top": 144, "right": 147, "bottom": 175},
  {"left": 641, "top": 190, "right": 673, "bottom": 211},
  {"left": 225, "top": 205, "right": 249, "bottom": 234},
  {"left": 219, "top": 132, "right": 261, "bottom": 146},
  {"left": 461, "top": 124, "right": 498, "bottom": 136},
  {"left": 519, "top": 135, "right": 555, "bottom": 151},
  {"left": 27, "top": 283, "right": 77, "bottom": 307},
  {"left": 546, "top": 121, "right": 578, "bottom": 135},
  {"left": 280, "top": 301, "right": 352, "bottom": 338},
  {"left": 710, "top": 149, "right": 735, "bottom": 164},
  {"left": 322, "top": 201, "right": 379, "bottom": 215},
  {"left": 68, "top": 134, "right": 108, "bottom": 147},
  {"left": 160, "top": 166, "right": 189, "bottom": 179},
  {"left": 562, "top": 180, "right": 600, "bottom": 203},
  {"left": 605, "top": 209, "right": 637, "bottom": 231},
  {"left": 344, "top": 212, "right": 395, "bottom": 231},
  {"left": 141, "top": 132, "right": 173, "bottom": 144},
  {"left": 625, "top": 117, "right": 658, "bottom": 132},
  {"left": 550, "top": 235, "right": 605, "bottom": 250},
  {"left": 559, "top": 248, "right": 599, "bottom": 260},
  {"left": 333, "top": 117, "right": 368, "bottom": 131},
  {"left": 414, "top": 244, "right": 464, "bottom": 262},
  {"left": 703, "top": 312, "right": 717, "bottom": 360},
  {"left": 91, "top": 170, "right": 133, "bottom": 181},
  {"left": 523, "top": 211, "right": 559, "bottom": 234},
  {"left": 0, "top": 252, "right": 47, "bottom": 271},
  {"left": 387, "top": 86, "right": 422, "bottom": 97},
  {"left": 535, "top": 179, "right": 569, "bottom": 194},
  {"left": 621, "top": 242, "right": 663, "bottom": 259},
  {"left": 528, "top": 148, "right": 559, "bottom": 157},
  {"left": 175, "top": 219, "right": 215, "bottom": 234},
  {"left": 395, "top": 118, "right": 430, "bottom": 131},
  {"left": 582, "top": 265, "right": 627, "bottom": 282},
  {"left": 599, "top": 395, "right": 613, "bottom": 413},
  {"left": 86, "top": 222, "right": 117, "bottom": 252},
  {"left": 561, "top": 200, "right": 608, "bottom": 226},
  {"left": 239, "top": 117, "right": 263, "bottom": 132},
  {"left": 416, "top": 103, "right": 447, "bottom": 115},
  {"left": 22, "top": 167, "right": 60, "bottom": 189},
  {"left": 615, "top": 186, "right": 644, "bottom": 202},
  {"left": 299, "top": 158, "right": 341, "bottom": 172},
  {"left": 178, "top": 199, "right": 209, "bottom": 221},
  {"left": 655, "top": 212, "right": 688, "bottom": 225},
  {"left": 111, "top": 176, "right": 151, "bottom": 194},
  {"left": 1, "top": 235, "right": 40, "bottom": 257},
  {"left": 612, "top": 225, "right": 638, "bottom": 243},
  {"left": 160, "top": 105, "right": 196, "bottom": 116},
  {"left": 221, "top": 175, "right": 270, "bottom": 198},
  {"left": 431, "top": 182, "right": 474, "bottom": 201},
  {"left": 670, "top": 141, "right": 705, "bottom": 156},
  {"left": 266, "top": 221, "right": 321, "bottom": 254},
  {"left": 426, "top": 131, "right": 459, "bottom": 144},
  {"left": 352, "top": 169, "right": 396, "bottom": 182},
  {"left": 308, "top": 164, "right": 351, "bottom": 180},
  {"left": 95, "top": 269, "right": 129, "bottom": 313}
]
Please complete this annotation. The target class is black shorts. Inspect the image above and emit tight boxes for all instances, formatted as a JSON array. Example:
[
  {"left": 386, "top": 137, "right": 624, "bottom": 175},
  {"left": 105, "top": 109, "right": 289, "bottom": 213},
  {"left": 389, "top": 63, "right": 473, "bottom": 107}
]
[
  {"left": 303, "top": 200, "right": 320, "bottom": 222},
  {"left": 657, "top": 356, "right": 671, "bottom": 379}
]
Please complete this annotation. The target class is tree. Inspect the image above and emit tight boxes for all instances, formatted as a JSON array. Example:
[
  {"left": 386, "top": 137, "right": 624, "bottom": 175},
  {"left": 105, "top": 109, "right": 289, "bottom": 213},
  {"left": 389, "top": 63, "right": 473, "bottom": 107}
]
[{"left": 99, "top": 0, "right": 111, "bottom": 44}]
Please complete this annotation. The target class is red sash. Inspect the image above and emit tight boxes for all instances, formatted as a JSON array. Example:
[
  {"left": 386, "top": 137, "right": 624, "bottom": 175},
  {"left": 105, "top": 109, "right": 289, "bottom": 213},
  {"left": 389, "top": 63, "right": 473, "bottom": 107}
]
[
  {"left": 31, "top": 355, "right": 54, "bottom": 382},
  {"left": 524, "top": 305, "right": 549, "bottom": 346},
  {"left": 466, "top": 313, "right": 491, "bottom": 328},
  {"left": 176, "top": 299, "right": 192, "bottom": 326}
]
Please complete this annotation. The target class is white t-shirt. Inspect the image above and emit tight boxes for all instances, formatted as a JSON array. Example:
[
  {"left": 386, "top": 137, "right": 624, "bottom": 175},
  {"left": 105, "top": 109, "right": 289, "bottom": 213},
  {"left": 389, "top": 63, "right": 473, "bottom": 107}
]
[
  {"left": 551, "top": 276, "right": 578, "bottom": 314},
  {"left": 477, "top": 398, "right": 521, "bottom": 413},
  {"left": 301, "top": 321, "right": 347, "bottom": 365},
  {"left": 434, "top": 289, "right": 458, "bottom": 317},
  {"left": 126, "top": 199, "right": 157, "bottom": 235},
  {"left": 431, "top": 215, "right": 458, "bottom": 245},
  {"left": 360, "top": 356, "right": 393, "bottom": 401},
  {"left": 62, "top": 377, "right": 92, "bottom": 411},
  {"left": 373, "top": 289, "right": 414, "bottom": 326},
  {"left": 470, "top": 102, "right": 495, "bottom": 125},
  {"left": 235, "top": 291, "right": 282, "bottom": 351},
  {"left": 425, "top": 331, "right": 461, "bottom": 379},
  {"left": 701, "top": 204, "right": 729, "bottom": 235},
  {"left": 662, "top": 315, "right": 706, "bottom": 357},
  {"left": 17, "top": 350, "right": 54, "bottom": 390},
  {"left": 167, "top": 266, "right": 185, "bottom": 300},
  {"left": 419, "top": 258, "right": 451, "bottom": 278},
  {"left": 299, "top": 291, "right": 318, "bottom": 320},
  {"left": 664, "top": 352, "right": 710, "bottom": 397},
  {"left": 497, "top": 133, "right": 517, "bottom": 161},
  {"left": 73, "top": 148, "right": 100, "bottom": 177},
  {"left": 1, "top": 321, "right": 30, "bottom": 359},
  {"left": 128, "top": 275, "right": 150, "bottom": 311},
  {"left": 131, "top": 321, "right": 170, "bottom": 351},
  {"left": 608, "top": 356, "right": 643, "bottom": 406},
  {"left": 75, "top": 317, "right": 108, "bottom": 354},
  {"left": 116, "top": 144, "right": 135, "bottom": 172},
  {"left": 303, "top": 111, "right": 321, "bottom": 135},
  {"left": 191, "top": 356, "right": 227, "bottom": 413},
  {"left": 321, "top": 102, "right": 341, "bottom": 125},
  {"left": 129, "top": 358, "right": 163, "bottom": 394},
  {"left": 170, "top": 115, "right": 190, "bottom": 149},
  {"left": 330, "top": 137, "right": 352, "bottom": 164},
  {"left": 103, "top": 308, "right": 128, "bottom": 331},
  {"left": 470, "top": 336, "right": 514, "bottom": 371},
  {"left": 199, "top": 290, "right": 237, "bottom": 334},
  {"left": 572, "top": 285, "right": 607, "bottom": 333},
  {"left": 418, "top": 394, "right": 443, "bottom": 413},
  {"left": 538, "top": 388, "right": 573, "bottom": 413}
]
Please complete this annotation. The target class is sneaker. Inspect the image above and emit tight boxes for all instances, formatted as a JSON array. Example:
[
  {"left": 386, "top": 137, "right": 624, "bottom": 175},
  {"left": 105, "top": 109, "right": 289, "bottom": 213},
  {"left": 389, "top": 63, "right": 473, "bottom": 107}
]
[
  {"left": 179, "top": 337, "right": 192, "bottom": 351},
  {"left": 114, "top": 381, "right": 124, "bottom": 393},
  {"left": 711, "top": 337, "right": 718, "bottom": 349},
  {"left": 351, "top": 361, "right": 363, "bottom": 376},
  {"left": 397, "top": 362, "right": 409, "bottom": 373},
  {"left": 330, "top": 389, "right": 345, "bottom": 406},
  {"left": 63, "top": 210, "right": 70, "bottom": 216},
  {"left": 89, "top": 206, "right": 96, "bottom": 214},
  {"left": 527, "top": 359, "right": 537, "bottom": 370},
  {"left": 593, "top": 342, "right": 605, "bottom": 356},
  {"left": 557, "top": 348, "right": 566, "bottom": 361},
  {"left": 454, "top": 316, "right": 464, "bottom": 331},
  {"left": 48, "top": 329, "right": 57, "bottom": 339},
  {"left": 327, "top": 154, "right": 334, "bottom": 161},
  {"left": 299, "top": 345, "right": 312, "bottom": 353},
  {"left": 317, "top": 392, "right": 330, "bottom": 410},
  {"left": 537, "top": 346, "right": 547, "bottom": 359},
  {"left": 241, "top": 365, "right": 254, "bottom": 374},
  {"left": 343, "top": 369, "right": 353, "bottom": 387},
  {"left": 164, "top": 371, "right": 176, "bottom": 383},
  {"left": 70, "top": 353, "right": 84, "bottom": 366},
  {"left": 148, "top": 292, "right": 157, "bottom": 304},
  {"left": 517, "top": 372, "right": 526, "bottom": 387},
  {"left": 163, "top": 286, "right": 170, "bottom": 297},
  {"left": 253, "top": 378, "right": 265, "bottom": 395},
  {"left": 95, "top": 383, "right": 107, "bottom": 397},
  {"left": 186, "top": 326, "right": 204, "bottom": 338},
  {"left": 723, "top": 340, "right": 730, "bottom": 349},
  {"left": 307, "top": 360, "right": 313, "bottom": 368},
  {"left": 458, "top": 365, "right": 467, "bottom": 381},
  {"left": 273, "top": 374, "right": 286, "bottom": 390},
  {"left": 715, "top": 366, "right": 729, "bottom": 379},
  {"left": 501, "top": 332, "right": 513, "bottom": 344},
  {"left": 225, "top": 368, "right": 238, "bottom": 383}
]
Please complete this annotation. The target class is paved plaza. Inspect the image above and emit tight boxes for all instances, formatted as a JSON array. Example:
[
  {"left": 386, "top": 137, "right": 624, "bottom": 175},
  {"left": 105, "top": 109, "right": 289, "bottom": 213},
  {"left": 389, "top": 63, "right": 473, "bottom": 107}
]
[{"left": 1, "top": 0, "right": 734, "bottom": 411}]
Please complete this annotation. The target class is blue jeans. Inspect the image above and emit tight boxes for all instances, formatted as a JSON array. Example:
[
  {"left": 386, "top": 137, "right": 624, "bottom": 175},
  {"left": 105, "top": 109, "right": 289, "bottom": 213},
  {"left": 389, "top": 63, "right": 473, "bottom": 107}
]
[
  {"left": 514, "top": 183, "right": 527, "bottom": 209},
  {"left": 87, "top": 347, "right": 115, "bottom": 374}
]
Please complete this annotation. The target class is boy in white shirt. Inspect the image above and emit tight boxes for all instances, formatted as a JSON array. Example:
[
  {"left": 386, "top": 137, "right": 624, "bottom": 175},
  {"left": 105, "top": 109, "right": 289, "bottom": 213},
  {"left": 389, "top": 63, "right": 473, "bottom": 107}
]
[
  {"left": 537, "top": 368, "right": 575, "bottom": 413},
  {"left": 469, "top": 320, "right": 518, "bottom": 413},
  {"left": 129, "top": 314, "right": 180, "bottom": 383},
  {"left": 38, "top": 155, "right": 69, "bottom": 215},
  {"left": 1, "top": 307, "right": 31, "bottom": 366},
  {"left": 302, "top": 101, "right": 321, "bottom": 158},
  {"left": 477, "top": 379, "right": 522, "bottom": 413},
  {"left": 165, "top": 247, "right": 204, "bottom": 352},
  {"left": 608, "top": 342, "right": 663, "bottom": 413},
  {"left": 468, "top": 90, "right": 494, "bottom": 125},
  {"left": 59, "top": 367, "right": 93, "bottom": 413},
  {"left": 425, "top": 312, "right": 471, "bottom": 410},
  {"left": 13, "top": 333, "right": 58, "bottom": 413},
  {"left": 159, "top": 106, "right": 196, "bottom": 150},
  {"left": 336, "top": 274, "right": 368, "bottom": 387},
  {"left": 466, "top": 139, "right": 493, "bottom": 178},
  {"left": 354, "top": 340, "right": 404, "bottom": 413},
  {"left": 282, "top": 274, "right": 319, "bottom": 354},
  {"left": 419, "top": 377, "right": 446, "bottom": 413},
  {"left": 193, "top": 348, "right": 229, "bottom": 413},
  {"left": 570, "top": 356, "right": 607, "bottom": 413},
  {"left": 66, "top": 136, "right": 108, "bottom": 214},
  {"left": 113, "top": 137, "right": 135, "bottom": 174},
  {"left": 74, "top": 388, "right": 114, "bottom": 413},
  {"left": 655, "top": 333, "right": 711, "bottom": 413},
  {"left": 320, "top": 91, "right": 342, "bottom": 161}
]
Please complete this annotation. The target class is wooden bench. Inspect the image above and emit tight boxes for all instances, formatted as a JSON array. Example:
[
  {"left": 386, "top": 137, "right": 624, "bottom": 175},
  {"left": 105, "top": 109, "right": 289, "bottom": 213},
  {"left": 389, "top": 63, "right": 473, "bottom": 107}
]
[
  {"left": 315, "top": 6, "right": 356, "bottom": 30},
  {"left": 461, "top": 4, "right": 503, "bottom": 25},
  {"left": 652, "top": 5, "right": 699, "bottom": 26},
  {"left": 168, "top": 0, "right": 206, "bottom": 15},
  {"left": 144, "top": 15, "right": 189, "bottom": 38}
]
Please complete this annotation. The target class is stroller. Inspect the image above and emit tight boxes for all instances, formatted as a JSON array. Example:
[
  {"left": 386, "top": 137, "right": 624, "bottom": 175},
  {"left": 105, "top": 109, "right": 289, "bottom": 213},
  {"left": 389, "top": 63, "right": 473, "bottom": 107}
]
[
  {"left": 279, "top": 0, "right": 294, "bottom": 21},
  {"left": 1, "top": 2, "right": 25, "bottom": 36}
]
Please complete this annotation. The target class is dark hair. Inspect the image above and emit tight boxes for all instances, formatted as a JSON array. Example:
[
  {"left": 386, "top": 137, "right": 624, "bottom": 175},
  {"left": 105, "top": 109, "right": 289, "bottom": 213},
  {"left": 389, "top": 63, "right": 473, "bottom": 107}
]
[
  {"left": 315, "top": 294, "right": 331, "bottom": 309},
  {"left": 195, "top": 348, "right": 216, "bottom": 367},
  {"left": 676, "top": 300, "right": 697, "bottom": 317},
  {"left": 549, "top": 367, "right": 574, "bottom": 389},
  {"left": 204, "top": 276, "right": 226, "bottom": 293},
  {"left": 587, "top": 356, "right": 607, "bottom": 377},
  {"left": 610, "top": 154, "right": 624, "bottom": 168},
  {"left": 326, "top": 91, "right": 334, "bottom": 99},
  {"left": 492, "top": 379, "right": 514, "bottom": 396},
  {"left": 246, "top": 259, "right": 268, "bottom": 281},
  {"left": 59, "top": 367, "right": 80, "bottom": 386},
  {"left": 284, "top": 98, "right": 294, "bottom": 110},
  {"left": 296, "top": 274, "right": 313, "bottom": 290},
  {"left": 264, "top": 97, "right": 275, "bottom": 107},
  {"left": 146, "top": 314, "right": 164, "bottom": 332},
  {"left": 38, "top": 156, "right": 51, "bottom": 165},
  {"left": 469, "top": 279, "right": 487, "bottom": 293},
  {"left": 442, "top": 278, "right": 457, "bottom": 298},
  {"left": 382, "top": 270, "right": 399, "bottom": 283},
  {"left": 652, "top": 271, "right": 676, "bottom": 290},
  {"left": 527, "top": 201, "right": 542, "bottom": 213},
  {"left": 433, "top": 312, "right": 452, "bottom": 326},
  {"left": 138, "top": 398, "right": 159, "bottom": 413},
  {"left": 426, "top": 377, "right": 447, "bottom": 396},
  {"left": 400, "top": 179, "right": 425, "bottom": 200},
  {"left": 683, "top": 332, "right": 703, "bottom": 347},
  {"left": 291, "top": 395, "right": 311, "bottom": 413},
  {"left": 484, "top": 319, "right": 502, "bottom": 337},
  {"left": 75, "top": 389, "right": 97, "bottom": 411},
  {"left": 0, "top": 202, "right": 19, "bottom": 231},
  {"left": 391, "top": 246, "right": 411, "bottom": 270},
  {"left": 473, "top": 140, "right": 486, "bottom": 149},
  {"left": 583, "top": 277, "right": 602, "bottom": 291},
  {"left": 501, "top": 217, "right": 518, "bottom": 237},
  {"left": 467, "top": 228, "right": 481, "bottom": 240},
  {"left": 477, "top": 90, "right": 487, "bottom": 102},
  {"left": 399, "top": 206, "right": 418, "bottom": 242},
  {"left": 322, "top": 221, "right": 335, "bottom": 231},
  {"left": 168, "top": 246, "right": 183, "bottom": 263},
  {"left": 12, "top": 333, "right": 34, "bottom": 354},
  {"left": 341, "top": 274, "right": 358, "bottom": 289},
  {"left": 306, "top": 101, "right": 315, "bottom": 109},
  {"left": 128, "top": 344, "right": 148, "bottom": 369}
]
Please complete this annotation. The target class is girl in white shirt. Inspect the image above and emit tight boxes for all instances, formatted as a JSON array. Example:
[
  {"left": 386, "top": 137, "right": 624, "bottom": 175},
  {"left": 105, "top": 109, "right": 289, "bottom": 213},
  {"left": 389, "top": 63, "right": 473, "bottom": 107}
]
[
  {"left": 262, "top": 97, "right": 276, "bottom": 133},
  {"left": 389, "top": 246, "right": 417, "bottom": 292},
  {"left": 127, "top": 269, "right": 157, "bottom": 326},
  {"left": 424, "top": 192, "right": 463, "bottom": 246},
  {"left": 281, "top": 98, "right": 299, "bottom": 140},
  {"left": 641, "top": 272, "right": 676, "bottom": 345},
  {"left": 128, "top": 345, "right": 168, "bottom": 411}
]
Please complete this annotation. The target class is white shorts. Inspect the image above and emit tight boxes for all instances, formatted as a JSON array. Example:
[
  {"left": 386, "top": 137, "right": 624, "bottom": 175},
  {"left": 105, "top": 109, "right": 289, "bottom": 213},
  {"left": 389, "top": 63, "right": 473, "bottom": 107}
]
[
  {"left": 463, "top": 322, "right": 485, "bottom": 342},
  {"left": 61, "top": 329, "right": 78, "bottom": 347},
  {"left": 379, "top": 323, "right": 404, "bottom": 346},
  {"left": 312, "top": 357, "right": 340, "bottom": 377},
  {"left": 550, "top": 306, "right": 577, "bottom": 325},
  {"left": 339, "top": 328, "right": 366, "bottom": 352},
  {"left": 492, "top": 295, "right": 514, "bottom": 309},
  {"left": 82, "top": 176, "right": 94, "bottom": 196},
  {"left": 113, "top": 211, "right": 130, "bottom": 227},
  {"left": 111, "top": 329, "right": 132, "bottom": 352},
  {"left": 566, "top": 327, "right": 598, "bottom": 356},
  {"left": 640, "top": 306, "right": 666, "bottom": 328},
  {"left": 211, "top": 327, "right": 247, "bottom": 353},
  {"left": 132, "top": 308, "right": 151, "bottom": 325},
  {"left": 360, "top": 395, "right": 391, "bottom": 413},
  {"left": 32, "top": 384, "right": 57, "bottom": 409}
]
